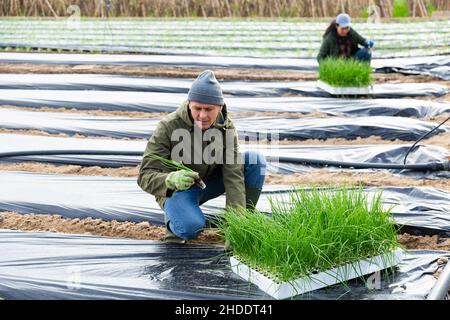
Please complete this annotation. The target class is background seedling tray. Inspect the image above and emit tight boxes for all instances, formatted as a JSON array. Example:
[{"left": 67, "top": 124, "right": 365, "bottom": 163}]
[{"left": 317, "top": 80, "right": 373, "bottom": 95}]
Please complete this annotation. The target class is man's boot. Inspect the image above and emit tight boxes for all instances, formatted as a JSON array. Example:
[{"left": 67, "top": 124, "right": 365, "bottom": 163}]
[
  {"left": 245, "top": 187, "right": 262, "bottom": 211},
  {"left": 164, "top": 216, "right": 186, "bottom": 244}
]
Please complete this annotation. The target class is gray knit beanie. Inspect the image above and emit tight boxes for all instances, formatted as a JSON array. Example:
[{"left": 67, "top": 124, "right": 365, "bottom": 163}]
[{"left": 188, "top": 70, "right": 224, "bottom": 106}]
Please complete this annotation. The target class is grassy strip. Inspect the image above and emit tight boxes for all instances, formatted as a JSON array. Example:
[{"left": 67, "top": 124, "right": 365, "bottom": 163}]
[
  {"left": 319, "top": 58, "right": 373, "bottom": 88},
  {"left": 220, "top": 187, "right": 400, "bottom": 283}
]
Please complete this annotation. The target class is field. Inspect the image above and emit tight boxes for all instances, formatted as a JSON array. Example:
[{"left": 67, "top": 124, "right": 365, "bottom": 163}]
[
  {"left": 0, "top": 15, "right": 449, "bottom": 300},
  {"left": 0, "top": 18, "right": 449, "bottom": 57}
]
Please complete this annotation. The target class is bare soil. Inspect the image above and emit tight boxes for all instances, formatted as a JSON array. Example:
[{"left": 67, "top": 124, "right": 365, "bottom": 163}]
[
  {"left": 267, "top": 132, "right": 450, "bottom": 149},
  {"left": 0, "top": 62, "right": 447, "bottom": 84},
  {"left": 397, "top": 233, "right": 450, "bottom": 251},
  {"left": 0, "top": 128, "right": 146, "bottom": 141},
  {"left": 0, "top": 63, "right": 316, "bottom": 81},
  {"left": 0, "top": 162, "right": 140, "bottom": 177},
  {"left": 0, "top": 162, "right": 448, "bottom": 192},
  {"left": 2, "top": 104, "right": 448, "bottom": 123},
  {"left": 0, "top": 211, "right": 223, "bottom": 244},
  {"left": 1, "top": 211, "right": 447, "bottom": 250},
  {"left": 0, "top": 105, "right": 168, "bottom": 119},
  {"left": 1, "top": 106, "right": 449, "bottom": 148},
  {"left": 265, "top": 171, "right": 450, "bottom": 192},
  {"left": 0, "top": 104, "right": 329, "bottom": 119}
]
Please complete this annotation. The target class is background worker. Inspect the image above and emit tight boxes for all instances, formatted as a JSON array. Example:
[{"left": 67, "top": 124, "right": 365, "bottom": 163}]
[{"left": 317, "top": 13, "right": 375, "bottom": 63}]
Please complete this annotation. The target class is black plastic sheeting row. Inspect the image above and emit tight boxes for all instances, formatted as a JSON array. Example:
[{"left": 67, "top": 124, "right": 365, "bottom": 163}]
[
  {"left": 0, "top": 74, "right": 447, "bottom": 98},
  {"left": 0, "top": 230, "right": 447, "bottom": 300},
  {"left": 1, "top": 170, "right": 449, "bottom": 232},
  {"left": 1, "top": 90, "right": 448, "bottom": 118},
  {"left": 373, "top": 55, "right": 450, "bottom": 81},
  {"left": 1, "top": 108, "right": 447, "bottom": 141},
  {"left": 1, "top": 133, "right": 449, "bottom": 179},
  {"left": 0, "top": 52, "right": 448, "bottom": 80}
]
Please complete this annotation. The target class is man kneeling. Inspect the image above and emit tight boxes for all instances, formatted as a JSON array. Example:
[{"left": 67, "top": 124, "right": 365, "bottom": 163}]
[{"left": 137, "top": 70, "right": 266, "bottom": 242}]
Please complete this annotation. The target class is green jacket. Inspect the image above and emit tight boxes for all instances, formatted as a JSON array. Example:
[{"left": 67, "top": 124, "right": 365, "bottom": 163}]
[
  {"left": 137, "top": 100, "right": 245, "bottom": 210},
  {"left": 317, "top": 28, "right": 369, "bottom": 62}
]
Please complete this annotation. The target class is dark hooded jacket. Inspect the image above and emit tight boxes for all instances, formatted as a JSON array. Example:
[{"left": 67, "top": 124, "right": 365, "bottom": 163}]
[{"left": 317, "top": 27, "right": 369, "bottom": 62}]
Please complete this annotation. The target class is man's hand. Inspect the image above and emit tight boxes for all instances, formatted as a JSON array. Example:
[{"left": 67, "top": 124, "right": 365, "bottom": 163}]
[
  {"left": 165, "top": 170, "right": 200, "bottom": 191},
  {"left": 368, "top": 39, "right": 375, "bottom": 48}
]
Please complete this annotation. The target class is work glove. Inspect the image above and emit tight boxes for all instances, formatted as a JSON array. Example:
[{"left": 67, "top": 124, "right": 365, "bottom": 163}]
[
  {"left": 165, "top": 170, "right": 200, "bottom": 191},
  {"left": 367, "top": 39, "right": 375, "bottom": 48}
]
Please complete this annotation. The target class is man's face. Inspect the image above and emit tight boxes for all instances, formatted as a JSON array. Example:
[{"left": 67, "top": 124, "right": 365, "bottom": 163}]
[
  {"left": 189, "top": 101, "right": 223, "bottom": 130},
  {"left": 337, "top": 25, "right": 350, "bottom": 37}
]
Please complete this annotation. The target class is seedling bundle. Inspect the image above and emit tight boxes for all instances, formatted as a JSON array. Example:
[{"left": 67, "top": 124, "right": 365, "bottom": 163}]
[
  {"left": 148, "top": 154, "right": 206, "bottom": 189},
  {"left": 220, "top": 187, "right": 403, "bottom": 299},
  {"left": 318, "top": 58, "right": 373, "bottom": 95}
]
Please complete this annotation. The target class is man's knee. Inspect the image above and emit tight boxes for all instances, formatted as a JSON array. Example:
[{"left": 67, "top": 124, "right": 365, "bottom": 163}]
[
  {"left": 174, "top": 215, "right": 205, "bottom": 240},
  {"left": 164, "top": 190, "right": 204, "bottom": 240}
]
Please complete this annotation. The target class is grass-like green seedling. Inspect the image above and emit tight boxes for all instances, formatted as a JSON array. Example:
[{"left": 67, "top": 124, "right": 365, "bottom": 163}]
[
  {"left": 220, "top": 187, "right": 400, "bottom": 283},
  {"left": 319, "top": 58, "right": 373, "bottom": 88},
  {"left": 148, "top": 153, "right": 206, "bottom": 189}
]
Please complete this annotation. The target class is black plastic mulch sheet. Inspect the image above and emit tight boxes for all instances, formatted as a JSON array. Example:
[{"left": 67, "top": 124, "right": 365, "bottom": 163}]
[
  {"left": 373, "top": 55, "right": 450, "bottom": 81},
  {"left": 0, "top": 230, "right": 447, "bottom": 300},
  {"left": 0, "top": 90, "right": 449, "bottom": 118},
  {"left": 1, "top": 133, "right": 449, "bottom": 179},
  {"left": 0, "top": 74, "right": 447, "bottom": 98},
  {"left": 0, "top": 52, "right": 318, "bottom": 70},
  {"left": 0, "top": 171, "right": 449, "bottom": 232},
  {"left": 0, "top": 108, "right": 447, "bottom": 141},
  {"left": 0, "top": 52, "right": 449, "bottom": 80}
]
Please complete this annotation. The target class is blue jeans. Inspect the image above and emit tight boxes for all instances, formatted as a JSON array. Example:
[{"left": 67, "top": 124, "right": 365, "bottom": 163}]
[
  {"left": 353, "top": 48, "right": 372, "bottom": 63},
  {"left": 163, "top": 150, "right": 266, "bottom": 240}
]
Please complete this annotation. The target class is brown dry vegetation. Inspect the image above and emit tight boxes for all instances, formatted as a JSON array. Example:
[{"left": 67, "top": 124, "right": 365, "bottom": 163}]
[{"left": 5, "top": 0, "right": 448, "bottom": 18}]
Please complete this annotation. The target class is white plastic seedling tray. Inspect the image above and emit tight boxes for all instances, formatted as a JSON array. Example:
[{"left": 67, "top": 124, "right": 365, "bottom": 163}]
[
  {"left": 317, "top": 80, "right": 374, "bottom": 95},
  {"left": 230, "top": 248, "right": 403, "bottom": 300}
]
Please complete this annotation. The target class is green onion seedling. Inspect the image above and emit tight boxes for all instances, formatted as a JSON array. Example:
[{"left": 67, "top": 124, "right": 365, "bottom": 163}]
[
  {"left": 149, "top": 154, "right": 206, "bottom": 189},
  {"left": 319, "top": 58, "right": 373, "bottom": 88},
  {"left": 220, "top": 186, "right": 401, "bottom": 284}
]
